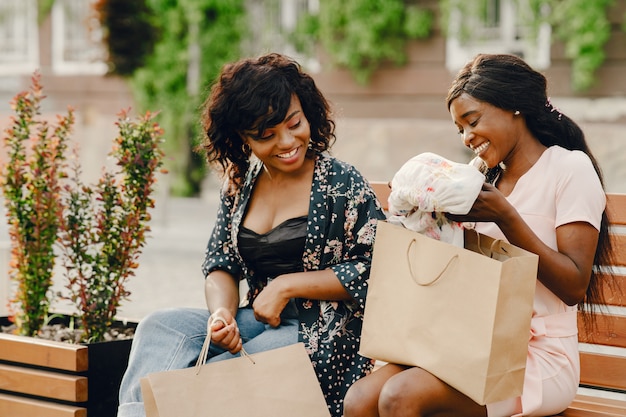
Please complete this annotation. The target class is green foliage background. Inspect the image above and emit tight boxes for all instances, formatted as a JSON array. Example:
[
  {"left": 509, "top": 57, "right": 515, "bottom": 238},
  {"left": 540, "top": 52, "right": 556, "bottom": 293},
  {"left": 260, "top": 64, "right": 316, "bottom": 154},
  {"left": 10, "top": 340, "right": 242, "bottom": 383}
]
[
  {"left": 549, "top": 0, "right": 615, "bottom": 91},
  {"left": 131, "top": 0, "right": 246, "bottom": 196},
  {"left": 101, "top": 0, "right": 246, "bottom": 196},
  {"left": 95, "top": 0, "right": 158, "bottom": 76},
  {"left": 294, "top": 0, "right": 434, "bottom": 85},
  {"left": 96, "top": 0, "right": 623, "bottom": 195},
  {"left": 439, "top": 0, "right": 619, "bottom": 92}
]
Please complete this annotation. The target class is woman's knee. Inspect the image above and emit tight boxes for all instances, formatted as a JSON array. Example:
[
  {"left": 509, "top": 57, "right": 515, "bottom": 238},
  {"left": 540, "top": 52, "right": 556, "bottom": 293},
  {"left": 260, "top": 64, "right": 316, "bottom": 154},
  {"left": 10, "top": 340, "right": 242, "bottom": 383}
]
[
  {"left": 343, "top": 377, "right": 378, "bottom": 417},
  {"left": 378, "top": 369, "right": 486, "bottom": 417},
  {"left": 378, "top": 378, "right": 417, "bottom": 416},
  {"left": 134, "top": 308, "right": 208, "bottom": 341},
  {"left": 136, "top": 308, "right": 174, "bottom": 328},
  {"left": 377, "top": 369, "right": 434, "bottom": 416}
]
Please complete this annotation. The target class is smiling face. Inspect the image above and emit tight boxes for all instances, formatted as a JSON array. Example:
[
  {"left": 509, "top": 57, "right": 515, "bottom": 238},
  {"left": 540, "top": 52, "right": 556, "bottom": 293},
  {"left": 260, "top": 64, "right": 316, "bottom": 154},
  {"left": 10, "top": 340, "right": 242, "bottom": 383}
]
[
  {"left": 241, "top": 94, "right": 311, "bottom": 177},
  {"left": 449, "top": 93, "right": 522, "bottom": 169}
]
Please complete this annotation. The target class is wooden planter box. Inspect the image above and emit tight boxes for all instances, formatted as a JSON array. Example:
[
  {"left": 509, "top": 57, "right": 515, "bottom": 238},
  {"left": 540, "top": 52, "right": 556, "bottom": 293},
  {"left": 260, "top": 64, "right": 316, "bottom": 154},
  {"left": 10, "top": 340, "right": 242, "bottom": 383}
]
[{"left": 0, "top": 316, "right": 136, "bottom": 417}]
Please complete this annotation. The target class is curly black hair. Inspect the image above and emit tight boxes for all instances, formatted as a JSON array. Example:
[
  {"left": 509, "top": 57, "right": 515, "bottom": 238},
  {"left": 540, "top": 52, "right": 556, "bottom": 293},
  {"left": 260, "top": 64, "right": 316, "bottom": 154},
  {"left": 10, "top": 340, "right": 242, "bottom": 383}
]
[{"left": 200, "top": 53, "right": 335, "bottom": 192}]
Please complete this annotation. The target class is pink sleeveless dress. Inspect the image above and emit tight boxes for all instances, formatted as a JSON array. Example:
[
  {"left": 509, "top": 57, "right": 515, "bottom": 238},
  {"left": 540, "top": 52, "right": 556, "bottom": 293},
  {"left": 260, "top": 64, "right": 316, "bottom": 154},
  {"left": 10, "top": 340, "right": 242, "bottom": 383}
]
[{"left": 478, "top": 146, "right": 605, "bottom": 416}]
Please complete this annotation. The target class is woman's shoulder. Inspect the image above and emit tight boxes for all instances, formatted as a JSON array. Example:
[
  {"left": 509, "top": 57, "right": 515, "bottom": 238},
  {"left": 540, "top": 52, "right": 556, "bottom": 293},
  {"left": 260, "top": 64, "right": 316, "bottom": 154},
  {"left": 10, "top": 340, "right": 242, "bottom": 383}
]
[
  {"left": 319, "top": 153, "right": 366, "bottom": 180},
  {"left": 546, "top": 145, "right": 593, "bottom": 166},
  {"left": 544, "top": 145, "right": 604, "bottom": 198},
  {"left": 541, "top": 145, "right": 596, "bottom": 178}
]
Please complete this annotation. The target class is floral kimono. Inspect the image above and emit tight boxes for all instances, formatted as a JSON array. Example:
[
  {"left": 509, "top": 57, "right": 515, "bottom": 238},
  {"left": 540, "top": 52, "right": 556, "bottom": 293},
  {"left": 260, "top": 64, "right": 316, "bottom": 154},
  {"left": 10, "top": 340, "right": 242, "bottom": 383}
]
[{"left": 202, "top": 152, "right": 386, "bottom": 416}]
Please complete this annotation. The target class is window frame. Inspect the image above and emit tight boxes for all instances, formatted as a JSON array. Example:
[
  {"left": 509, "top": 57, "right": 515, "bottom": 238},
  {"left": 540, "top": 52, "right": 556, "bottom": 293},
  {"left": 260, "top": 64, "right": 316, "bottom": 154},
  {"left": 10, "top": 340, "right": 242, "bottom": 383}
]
[
  {"left": 51, "top": 0, "right": 107, "bottom": 76},
  {"left": 445, "top": 0, "right": 551, "bottom": 72},
  {"left": 0, "top": 0, "right": 39, "bottom": 76}
]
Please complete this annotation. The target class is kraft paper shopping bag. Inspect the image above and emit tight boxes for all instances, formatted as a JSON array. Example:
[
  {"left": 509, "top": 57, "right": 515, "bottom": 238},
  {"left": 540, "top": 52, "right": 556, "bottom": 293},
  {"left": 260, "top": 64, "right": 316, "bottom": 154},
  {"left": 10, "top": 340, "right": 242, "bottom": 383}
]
[
  {"left": 360, "top": 221, "right": 538, "bottom": 405},
  {"left": 140, "top": 317, "right": 330, "bottom": 417}
]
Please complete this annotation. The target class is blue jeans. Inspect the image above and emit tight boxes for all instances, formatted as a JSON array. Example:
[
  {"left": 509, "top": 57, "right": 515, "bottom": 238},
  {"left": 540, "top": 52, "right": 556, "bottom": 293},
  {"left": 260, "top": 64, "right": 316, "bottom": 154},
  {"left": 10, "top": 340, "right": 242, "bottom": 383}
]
[{"left": 117, "top": 304, "right": 299, "bottom": 417}]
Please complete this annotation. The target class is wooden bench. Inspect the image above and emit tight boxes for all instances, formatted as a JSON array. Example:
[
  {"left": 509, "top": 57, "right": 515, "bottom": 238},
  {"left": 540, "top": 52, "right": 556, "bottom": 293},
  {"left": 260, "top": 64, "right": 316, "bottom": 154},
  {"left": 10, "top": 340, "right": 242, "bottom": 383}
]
[
  {"left": 0, "top": 331, "right": 88, "bottom": 417},
  {"left": 0, "top": 316, "right": 135, "bottom": 417},
  {"left": 369, "top": 181, "right": 626, "bottom": 417}
]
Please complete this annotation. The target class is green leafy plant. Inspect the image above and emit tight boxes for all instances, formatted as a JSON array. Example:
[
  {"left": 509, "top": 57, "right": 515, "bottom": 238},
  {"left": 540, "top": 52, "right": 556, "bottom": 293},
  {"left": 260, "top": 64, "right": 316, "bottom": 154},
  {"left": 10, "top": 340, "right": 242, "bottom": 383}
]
[
  {"left": 1, "top": 72, "right": 72, "bottom": 337},
  {"left": 438, "top": 0, "right": 491, "bottom": 40},
  {"left": 94, "top": 0, "right": 158, "bottom": 76},
  {"left": 37, "top": 0, "right": 55, "bottom": 24},
  {"left": 127, "top": 0, "right": 246, "bottom": 197},
  {"left": 295, "top": 0, "right": 433, "bottom": 85},
  {"left": 439, "top": 0, "right": 616, "bottom": 92},
  {"left": 1, "top": 74, "right": 165, "bottom": 343},
  {"left": 302, "top": 0, "right": 618, "bottom": 91},
  {"left": 549, "top": 0, "right": 614, "bottom": 91},
  {"left": 58, "top": 110, "right": 165, "bottom": 343}
]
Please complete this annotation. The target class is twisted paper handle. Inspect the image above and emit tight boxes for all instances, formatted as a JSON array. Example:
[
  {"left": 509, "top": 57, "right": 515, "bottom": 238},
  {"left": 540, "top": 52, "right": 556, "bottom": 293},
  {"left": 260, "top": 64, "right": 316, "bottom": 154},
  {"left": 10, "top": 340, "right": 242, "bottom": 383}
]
[
  {"left": 471, "top": 230, "right": 509, "bottom": 258},
  {"left": 406, "top": 238, "right": 459, "bottom": 286},
  {"left": 195, "top": 314, "right": 254, "bottom": 374},
  {"left": 406, "top": 231, "right": 509, "bottom": 286}
]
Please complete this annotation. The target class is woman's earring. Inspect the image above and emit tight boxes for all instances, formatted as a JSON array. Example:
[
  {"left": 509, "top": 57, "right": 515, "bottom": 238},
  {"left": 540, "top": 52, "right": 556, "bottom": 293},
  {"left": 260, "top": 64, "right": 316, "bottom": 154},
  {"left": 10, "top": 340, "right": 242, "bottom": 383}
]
[
  {"left": 514, "top": 110, "right": 521, "bottom": 116},
  {"left": 242, "top": 143, "right": 251, "bottom": 154}
]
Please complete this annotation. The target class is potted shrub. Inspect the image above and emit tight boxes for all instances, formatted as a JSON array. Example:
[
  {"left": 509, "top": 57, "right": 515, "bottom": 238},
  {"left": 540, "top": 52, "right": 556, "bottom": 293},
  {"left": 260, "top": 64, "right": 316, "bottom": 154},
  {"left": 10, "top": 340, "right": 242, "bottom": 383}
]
[
  {"left": 1, "top": 73, "right": 70, "bottom": 337},
  {"left": 0, "top": 72, "right": 165, "bottom": 417}
]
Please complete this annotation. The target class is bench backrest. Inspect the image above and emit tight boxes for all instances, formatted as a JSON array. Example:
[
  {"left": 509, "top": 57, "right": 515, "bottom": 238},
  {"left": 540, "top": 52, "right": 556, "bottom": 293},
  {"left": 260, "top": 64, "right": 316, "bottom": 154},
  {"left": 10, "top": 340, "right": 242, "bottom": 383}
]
[
  {"left": 369, "top": 181, "right": 626, "bottom": 395},
  {"left": 578, "top": 193, "right": 626, "bottom": 393}
]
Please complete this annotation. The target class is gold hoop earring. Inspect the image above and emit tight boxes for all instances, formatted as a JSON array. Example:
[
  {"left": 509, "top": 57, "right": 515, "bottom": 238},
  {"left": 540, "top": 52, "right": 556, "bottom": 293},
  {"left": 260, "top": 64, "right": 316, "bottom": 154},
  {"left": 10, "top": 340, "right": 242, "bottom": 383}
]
[{"left": 242, "top": 143, "right": 251, "bottom": 154}]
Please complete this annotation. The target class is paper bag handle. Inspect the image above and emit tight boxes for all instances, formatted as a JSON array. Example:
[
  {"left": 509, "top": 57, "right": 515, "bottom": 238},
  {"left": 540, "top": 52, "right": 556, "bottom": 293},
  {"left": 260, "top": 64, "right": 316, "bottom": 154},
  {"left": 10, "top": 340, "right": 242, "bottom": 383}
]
[
  {"left": 406, "top": 232, "right": 509, "bottom": 286},
  {"left": 470, "top": 229, "right": 509, "bottom": 258},
  {"left": 195, "top": 314, "right": 254, "bottom": 374},
  {"left": 406, "top": 238, "right": 459, "bottom": 286}
]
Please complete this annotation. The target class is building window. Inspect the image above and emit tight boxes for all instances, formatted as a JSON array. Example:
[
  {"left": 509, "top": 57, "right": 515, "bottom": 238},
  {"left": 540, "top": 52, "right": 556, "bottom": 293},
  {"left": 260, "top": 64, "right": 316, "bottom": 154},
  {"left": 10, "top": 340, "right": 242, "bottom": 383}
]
[
  {"left": 245, "top": 0, "right": 320, "bottom": 71},
  {"left": 0, "top": 0, "right": 39, "bottom": 75},
  {"left": 51, "top": 0, "right": 107, "bottom": 75},
  {"left": 446, "top": 0, "right": 551, "bottom": 72}
]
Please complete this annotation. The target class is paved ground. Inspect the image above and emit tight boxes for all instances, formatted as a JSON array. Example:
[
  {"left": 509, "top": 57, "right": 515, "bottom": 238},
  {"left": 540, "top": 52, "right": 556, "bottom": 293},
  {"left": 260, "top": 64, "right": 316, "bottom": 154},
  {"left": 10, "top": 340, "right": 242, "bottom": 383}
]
[{"left": 111, "top": 192, "right": 221, "bottom": 320}]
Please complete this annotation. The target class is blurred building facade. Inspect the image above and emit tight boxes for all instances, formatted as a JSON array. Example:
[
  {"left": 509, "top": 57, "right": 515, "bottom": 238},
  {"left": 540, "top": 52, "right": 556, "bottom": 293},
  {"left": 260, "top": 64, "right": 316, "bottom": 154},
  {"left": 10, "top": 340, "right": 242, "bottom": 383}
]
[
  {"left": 309, "top": 0, "right": 626, "bottom": 121},
  {"left": 0, "top": 0, "right": 625, "bottom": 188},
  {"left": 0, "top": 0, "right": 131, "bottom": 111}
]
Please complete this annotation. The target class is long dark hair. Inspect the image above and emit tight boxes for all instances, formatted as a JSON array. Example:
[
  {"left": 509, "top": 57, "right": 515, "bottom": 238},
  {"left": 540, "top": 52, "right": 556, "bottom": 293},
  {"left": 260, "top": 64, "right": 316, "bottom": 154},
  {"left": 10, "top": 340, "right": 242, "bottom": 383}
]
[
  {"left": 200, "top": 53, "right": 335, "bottom": 193},
  {"left": 446, "top": 53, "right": 614, "bottom": 320}
]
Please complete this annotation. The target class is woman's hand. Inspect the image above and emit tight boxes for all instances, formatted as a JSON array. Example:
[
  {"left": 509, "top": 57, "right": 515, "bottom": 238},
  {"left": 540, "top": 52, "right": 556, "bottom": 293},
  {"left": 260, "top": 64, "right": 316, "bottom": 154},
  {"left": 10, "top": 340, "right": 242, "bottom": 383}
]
[
  {"left": 252, "top": 278, "right": 290, "bottom": 328},
  {"left": 204, "top": 271, "right": 242, "bottom": 353},
  {"left": 446, "top": 182, "right": 513, "bottom": 224},
  {"left": 447, "top": 182, "right": 598, "bottom": 306},
  {"left": 209, "top": 307, "right": 242, "bottom": 354},
  {"left": 252, "top": 270, "right": 353, "bottom": 327}
]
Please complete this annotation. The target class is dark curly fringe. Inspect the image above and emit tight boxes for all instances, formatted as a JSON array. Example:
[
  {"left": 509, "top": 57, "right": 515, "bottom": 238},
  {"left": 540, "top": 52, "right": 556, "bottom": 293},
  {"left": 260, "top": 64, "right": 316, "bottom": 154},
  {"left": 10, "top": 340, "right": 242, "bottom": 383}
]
[{"left": 199, "top": 53, "right": 335, "bottom": 195}]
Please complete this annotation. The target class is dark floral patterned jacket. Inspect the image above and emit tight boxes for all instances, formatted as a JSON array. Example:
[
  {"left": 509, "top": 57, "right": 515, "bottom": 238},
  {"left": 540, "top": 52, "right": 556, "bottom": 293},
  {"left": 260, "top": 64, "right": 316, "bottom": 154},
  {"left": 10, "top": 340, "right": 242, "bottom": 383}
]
[{"left": 202, "top": 153, "right": 386, "bottom": 416}]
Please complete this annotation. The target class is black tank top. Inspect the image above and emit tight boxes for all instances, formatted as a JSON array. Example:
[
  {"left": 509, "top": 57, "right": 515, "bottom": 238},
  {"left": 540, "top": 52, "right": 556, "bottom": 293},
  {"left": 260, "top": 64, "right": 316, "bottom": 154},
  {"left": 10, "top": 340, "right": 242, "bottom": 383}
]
[{"left": 238, "top": 215, "right": 307, "bottom": 284}]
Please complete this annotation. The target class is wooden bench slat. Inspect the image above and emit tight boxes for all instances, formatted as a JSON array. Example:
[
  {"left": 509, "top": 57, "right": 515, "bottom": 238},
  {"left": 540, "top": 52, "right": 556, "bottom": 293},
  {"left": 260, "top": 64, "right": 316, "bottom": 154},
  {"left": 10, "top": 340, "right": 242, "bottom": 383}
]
[
  {"left": 0, "top": 333, "right": 88, "bottom": 372},
  {"left": 599, "top": 273, "right": 625, "bottom": 307},
  {"left": 0, "top": 393, "right": 86, "bottom": 417},
  {"left": 579, "top": 351, "right": 626, "bottom": 391},
  {"left": 607, "top": 194, "right": 626, "bottom": 226},
  {"left": 558, "top": 394, "right": 626, "bottom": 416},
  {"left": 578, "top": 311, "right": 626, "bottom": 349},
  {"left": 370, "top": 181, "right": 390, "bottom": 211},
  {"left": 611, "top": 234, "right": 626, "bottom": 267},
  {"left": 0, "top": 363, "right": 88, "bottom": 402}
]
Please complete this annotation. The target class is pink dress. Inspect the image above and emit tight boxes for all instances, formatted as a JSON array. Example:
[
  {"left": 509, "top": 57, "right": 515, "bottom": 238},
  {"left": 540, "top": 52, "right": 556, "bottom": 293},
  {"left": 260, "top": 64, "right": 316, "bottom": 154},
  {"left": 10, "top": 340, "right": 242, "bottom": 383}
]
[{"left": 476, "top": 146, "right": 606, "bottom": 417}]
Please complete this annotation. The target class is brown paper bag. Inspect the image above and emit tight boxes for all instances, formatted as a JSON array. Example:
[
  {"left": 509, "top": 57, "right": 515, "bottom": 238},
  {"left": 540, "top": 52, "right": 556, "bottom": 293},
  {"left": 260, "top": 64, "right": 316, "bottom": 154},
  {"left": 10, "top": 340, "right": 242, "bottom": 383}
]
[
  {"left": 360, "top": 221, "right": 538, "bottom": 405},
  {"left": 141, "top": 334, "right": 330, "bottom": 417}
]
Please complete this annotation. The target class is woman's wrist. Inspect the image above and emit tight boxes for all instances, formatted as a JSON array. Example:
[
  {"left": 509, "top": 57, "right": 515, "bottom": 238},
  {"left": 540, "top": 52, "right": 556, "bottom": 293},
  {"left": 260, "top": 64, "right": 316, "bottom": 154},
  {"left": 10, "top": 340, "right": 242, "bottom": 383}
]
[{"left": 271, "top": 274, "right": 297, "bottom": 299}]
